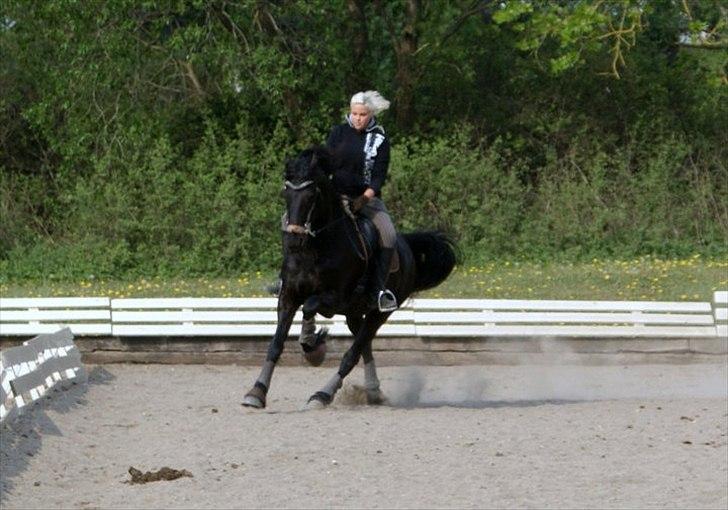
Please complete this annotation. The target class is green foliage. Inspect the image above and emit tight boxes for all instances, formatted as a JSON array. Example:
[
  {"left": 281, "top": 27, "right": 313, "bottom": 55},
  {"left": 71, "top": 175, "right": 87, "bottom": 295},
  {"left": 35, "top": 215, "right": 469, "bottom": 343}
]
[
  {"left": 1, "top": 0, "right": 726, "bottom": 281},
  {"left": 387, "top": 129, "right": 528, "bottom": 258},
  {"left": 388, "top": 128, "right": 727, "bottom": 264},
  {"left": 2, "top": 119, "right": 294, "bottom": 279}
]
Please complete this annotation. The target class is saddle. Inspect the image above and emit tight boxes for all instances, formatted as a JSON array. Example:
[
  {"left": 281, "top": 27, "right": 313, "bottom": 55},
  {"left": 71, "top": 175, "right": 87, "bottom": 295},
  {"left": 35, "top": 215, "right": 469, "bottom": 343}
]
[{"left": 345, "top": 214, "right": 399, "bottom": 274}]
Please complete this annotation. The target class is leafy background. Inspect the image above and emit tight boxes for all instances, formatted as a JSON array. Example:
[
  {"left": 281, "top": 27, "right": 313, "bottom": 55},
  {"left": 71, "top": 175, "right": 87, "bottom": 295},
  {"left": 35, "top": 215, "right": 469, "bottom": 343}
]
[{"left": 1, "top": 0, "right": 726, "bottom": 280}]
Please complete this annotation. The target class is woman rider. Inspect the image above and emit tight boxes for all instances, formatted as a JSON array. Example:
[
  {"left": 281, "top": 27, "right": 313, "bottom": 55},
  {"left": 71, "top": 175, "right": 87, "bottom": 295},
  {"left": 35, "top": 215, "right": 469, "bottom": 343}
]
[{"left": 326, "top": 90, "right": 398, "bottom": 312}]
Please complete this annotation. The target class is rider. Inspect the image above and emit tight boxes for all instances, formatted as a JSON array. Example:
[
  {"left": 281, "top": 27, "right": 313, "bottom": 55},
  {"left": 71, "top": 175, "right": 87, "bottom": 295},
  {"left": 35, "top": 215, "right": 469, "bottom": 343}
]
[{"left": 326, "top": 90, "right": 398, "bottom": 312}]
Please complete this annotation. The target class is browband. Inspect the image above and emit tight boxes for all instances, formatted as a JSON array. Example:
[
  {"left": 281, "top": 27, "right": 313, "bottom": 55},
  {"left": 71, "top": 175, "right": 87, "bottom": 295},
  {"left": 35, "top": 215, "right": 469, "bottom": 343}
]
[{"left": 284, "top": 180, "right": 314, "bottom": 190}]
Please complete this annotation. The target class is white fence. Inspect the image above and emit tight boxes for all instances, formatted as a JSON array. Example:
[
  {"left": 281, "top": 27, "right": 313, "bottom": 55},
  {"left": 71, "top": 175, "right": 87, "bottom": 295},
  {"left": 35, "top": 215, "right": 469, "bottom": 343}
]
[
  {"left": 1, "top": 293, "right": 726, "bottom": 340},
  {"left": 0, "top": 327, "right": 87, "bottom": 424},
  {"left": 0, "top": 296, "right": 725, "bottom": 418},
  {"left": 0, "top": 297, "right": 111, "bottom": 335}
]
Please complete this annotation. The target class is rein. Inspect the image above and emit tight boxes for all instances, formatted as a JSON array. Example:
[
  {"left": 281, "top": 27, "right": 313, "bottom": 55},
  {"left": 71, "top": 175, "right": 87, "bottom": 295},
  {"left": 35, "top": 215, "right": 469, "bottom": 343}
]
[
  {"left": 281, "top": 180, "right": 369, "bottom": 262},
  {"left": 282, "top": 212, "right": 348, "bottom": 238}
]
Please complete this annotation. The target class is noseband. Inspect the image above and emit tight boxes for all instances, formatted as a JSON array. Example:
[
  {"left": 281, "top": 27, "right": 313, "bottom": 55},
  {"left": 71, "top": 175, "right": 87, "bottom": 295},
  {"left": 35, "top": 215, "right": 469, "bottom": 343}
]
[{"left": 283, "top": 180, "right": 318, "bottom": 237}]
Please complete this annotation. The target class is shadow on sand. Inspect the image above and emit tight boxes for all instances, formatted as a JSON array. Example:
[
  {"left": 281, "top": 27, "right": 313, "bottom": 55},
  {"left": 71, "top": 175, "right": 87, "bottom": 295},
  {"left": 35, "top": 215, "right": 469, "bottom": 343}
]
[{"left": 0, "top": 366, "right": 115, "bottom": 500}]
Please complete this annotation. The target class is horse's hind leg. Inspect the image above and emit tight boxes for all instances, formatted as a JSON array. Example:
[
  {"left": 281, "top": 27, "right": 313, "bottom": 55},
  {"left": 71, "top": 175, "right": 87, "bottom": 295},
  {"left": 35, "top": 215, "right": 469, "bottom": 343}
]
[
  {"left": 346, "top": 314, "right": 386, "bottom": 404},
  {"left": 345, "top": 314, "right": 363, "bottom": 336},
  {"left": 306, "top": 312, "right": 390, "bottom": 409},
  {"left": 361, "top": 339, "right": 387, "bottom": 405}
]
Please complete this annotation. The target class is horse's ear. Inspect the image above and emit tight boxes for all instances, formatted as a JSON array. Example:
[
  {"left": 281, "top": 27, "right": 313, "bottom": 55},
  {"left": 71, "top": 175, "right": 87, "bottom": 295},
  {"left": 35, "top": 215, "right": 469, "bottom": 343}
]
[
  {"left": 309, "top": 152, "right": 318, "bottom": 170},
  {"left": 283, "top": 156, "right": 294, "bottom": 179}
]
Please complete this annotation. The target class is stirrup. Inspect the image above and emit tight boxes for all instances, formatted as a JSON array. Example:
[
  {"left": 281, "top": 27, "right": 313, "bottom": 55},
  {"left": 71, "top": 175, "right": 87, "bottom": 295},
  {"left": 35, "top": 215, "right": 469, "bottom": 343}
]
[{"left": 377, "top": 290, "right": 398, "bottom": 312}]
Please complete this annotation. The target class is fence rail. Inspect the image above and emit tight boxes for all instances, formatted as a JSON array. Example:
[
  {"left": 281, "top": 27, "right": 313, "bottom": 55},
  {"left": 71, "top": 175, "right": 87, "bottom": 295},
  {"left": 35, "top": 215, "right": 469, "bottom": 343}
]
[
  {"left": 0, "top": 297, "right": 111, "bottom": 336},
  {"left": 1, "top": 293, "right": 726, "bottom": 340},
  {"left": 0, "top": 328, "right": 87, "bottom": 424}
]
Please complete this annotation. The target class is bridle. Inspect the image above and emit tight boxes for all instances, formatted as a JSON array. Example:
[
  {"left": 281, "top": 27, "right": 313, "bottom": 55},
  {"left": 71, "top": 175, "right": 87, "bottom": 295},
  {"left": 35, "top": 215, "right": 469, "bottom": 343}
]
[
  {"left": 282, "top": 180, "right": 318, "bottom": 237},
  {"left": 281, "top": 179, "right": 352, "bottom": 239},
  {"left": 281, "top": 178, "right": 370, "bottom": 261}
]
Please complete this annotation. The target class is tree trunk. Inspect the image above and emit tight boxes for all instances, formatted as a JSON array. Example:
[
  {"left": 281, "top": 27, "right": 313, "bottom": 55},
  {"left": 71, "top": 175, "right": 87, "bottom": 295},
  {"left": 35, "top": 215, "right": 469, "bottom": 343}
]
[
  {"left": 394, "top": 0, "right": 419, "bottom": 131},
  {"left": 346, "top": 0, "right": 369, "bottom": 93}
]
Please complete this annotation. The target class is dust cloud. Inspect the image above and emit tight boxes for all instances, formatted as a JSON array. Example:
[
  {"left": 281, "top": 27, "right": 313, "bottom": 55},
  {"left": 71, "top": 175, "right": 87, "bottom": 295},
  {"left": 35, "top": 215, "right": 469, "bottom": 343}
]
[{"left": 381, "top": 342, "right": 727, "bottom": 408}]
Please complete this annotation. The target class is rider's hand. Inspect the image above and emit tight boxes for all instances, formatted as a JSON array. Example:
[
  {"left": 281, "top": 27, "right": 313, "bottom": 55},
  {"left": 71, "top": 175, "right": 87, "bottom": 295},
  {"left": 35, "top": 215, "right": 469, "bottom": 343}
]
[
  {"left": 351, "top": 194, "right": 368, "bottom": 212},
  {"left": 352, "top": 188, "right": 375, "bottom": 212}
]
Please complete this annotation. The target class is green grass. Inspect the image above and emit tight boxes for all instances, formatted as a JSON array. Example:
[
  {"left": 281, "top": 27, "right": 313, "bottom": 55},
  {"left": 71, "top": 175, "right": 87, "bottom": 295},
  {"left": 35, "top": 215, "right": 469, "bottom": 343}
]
[{"left": 2, "top": 256, "right": 726, "bottom": 302}]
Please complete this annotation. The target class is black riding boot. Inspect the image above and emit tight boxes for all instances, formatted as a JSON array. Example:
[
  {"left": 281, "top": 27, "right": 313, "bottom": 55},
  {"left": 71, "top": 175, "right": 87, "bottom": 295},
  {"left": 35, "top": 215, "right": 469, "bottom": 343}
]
[{"left": 370, "top": 247, "right": 398, "bottom": 312}]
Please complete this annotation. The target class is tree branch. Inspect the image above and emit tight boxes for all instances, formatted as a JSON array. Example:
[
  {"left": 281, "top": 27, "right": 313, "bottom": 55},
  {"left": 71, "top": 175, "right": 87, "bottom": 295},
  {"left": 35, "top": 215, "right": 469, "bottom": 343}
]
[{"left": 178, "top": 60, "right": 205, "bottom": 97}]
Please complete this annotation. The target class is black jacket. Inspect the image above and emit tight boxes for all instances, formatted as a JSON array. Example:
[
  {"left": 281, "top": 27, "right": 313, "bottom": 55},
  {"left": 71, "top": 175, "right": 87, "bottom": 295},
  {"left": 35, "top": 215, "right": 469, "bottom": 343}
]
[{"left": 326, "top": 117, "right": 390, "bottom": 197}]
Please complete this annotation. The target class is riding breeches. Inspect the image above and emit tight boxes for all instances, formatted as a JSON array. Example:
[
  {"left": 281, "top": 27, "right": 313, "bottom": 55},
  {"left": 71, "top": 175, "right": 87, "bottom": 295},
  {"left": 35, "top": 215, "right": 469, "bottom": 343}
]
[{"left": 360, "top": 197, "right": 397, "bottom": 249}]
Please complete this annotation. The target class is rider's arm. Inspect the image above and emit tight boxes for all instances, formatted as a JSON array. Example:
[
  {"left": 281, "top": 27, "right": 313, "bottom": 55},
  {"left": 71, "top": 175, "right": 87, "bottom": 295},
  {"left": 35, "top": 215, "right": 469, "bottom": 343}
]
[{"left": 368, "top": 136, "right": 390, "bottom": 197}]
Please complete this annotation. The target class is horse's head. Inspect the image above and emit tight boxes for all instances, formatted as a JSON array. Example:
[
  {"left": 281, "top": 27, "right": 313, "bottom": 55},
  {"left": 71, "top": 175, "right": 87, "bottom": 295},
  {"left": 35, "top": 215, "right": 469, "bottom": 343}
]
[{"left": 282, "top": 146, "right": 334, "bottom": 237}]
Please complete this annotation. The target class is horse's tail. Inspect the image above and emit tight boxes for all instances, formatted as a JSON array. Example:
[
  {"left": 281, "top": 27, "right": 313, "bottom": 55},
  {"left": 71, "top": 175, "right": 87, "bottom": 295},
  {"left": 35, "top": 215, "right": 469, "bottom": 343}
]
[{"left": 402, "top": 231, "right": 458, "bottom": 292}]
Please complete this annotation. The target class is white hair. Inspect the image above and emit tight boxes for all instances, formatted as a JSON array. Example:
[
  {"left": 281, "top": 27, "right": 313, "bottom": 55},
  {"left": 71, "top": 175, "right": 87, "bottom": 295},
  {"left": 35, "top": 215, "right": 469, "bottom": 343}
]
[{"left": 350, "top": 90, "right": 391, "bottom": 115}]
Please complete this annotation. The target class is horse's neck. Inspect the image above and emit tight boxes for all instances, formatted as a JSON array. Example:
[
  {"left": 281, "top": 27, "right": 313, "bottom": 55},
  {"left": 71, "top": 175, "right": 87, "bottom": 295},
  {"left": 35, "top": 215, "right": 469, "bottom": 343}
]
[
  {"left": 311, "top": 189, "right": 345, "bottom": 230},
  {"left": 282, "top": 240, "right": 317, "bottom": 272}
]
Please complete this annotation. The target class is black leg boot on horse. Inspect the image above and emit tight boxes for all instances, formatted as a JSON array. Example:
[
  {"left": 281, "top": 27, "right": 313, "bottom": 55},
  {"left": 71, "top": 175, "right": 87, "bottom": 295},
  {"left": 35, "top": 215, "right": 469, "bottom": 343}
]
[{"left": 370, "top": 247, "right": 398, "bottom": 312}]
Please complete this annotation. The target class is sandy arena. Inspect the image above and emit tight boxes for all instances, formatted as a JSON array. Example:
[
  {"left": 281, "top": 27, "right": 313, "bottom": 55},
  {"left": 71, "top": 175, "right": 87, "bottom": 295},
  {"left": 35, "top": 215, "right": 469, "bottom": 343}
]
[{"left": 1, "top": 362, "right": 726, "bottom": 509}]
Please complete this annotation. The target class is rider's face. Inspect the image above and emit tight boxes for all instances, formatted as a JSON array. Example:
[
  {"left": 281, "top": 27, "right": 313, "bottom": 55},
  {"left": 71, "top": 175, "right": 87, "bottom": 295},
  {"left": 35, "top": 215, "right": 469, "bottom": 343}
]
[{"left": 350, "top": 104, "right": 372, "bottom": 131}]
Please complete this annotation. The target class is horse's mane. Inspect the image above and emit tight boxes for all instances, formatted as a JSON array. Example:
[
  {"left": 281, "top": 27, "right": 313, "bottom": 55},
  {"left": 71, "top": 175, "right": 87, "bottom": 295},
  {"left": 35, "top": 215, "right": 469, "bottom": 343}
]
[{"left": 285, "top": 146, "right": 334, "bottom": 184}]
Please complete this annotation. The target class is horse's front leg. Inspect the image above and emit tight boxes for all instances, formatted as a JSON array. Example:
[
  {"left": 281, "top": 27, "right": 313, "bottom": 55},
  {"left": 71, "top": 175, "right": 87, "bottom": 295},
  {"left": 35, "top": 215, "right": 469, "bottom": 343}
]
[
  {"left": 299, "top": 295, "right": 328, "bottom": 364},
  {"left": 299, "top": 315, "right": 328, "bottom": 367},
  {"left": 242, "top": 300, "right": 299, "bottom": 409},
  {"left": 305, "top": 311, "right": 391, "bottom": 409}
]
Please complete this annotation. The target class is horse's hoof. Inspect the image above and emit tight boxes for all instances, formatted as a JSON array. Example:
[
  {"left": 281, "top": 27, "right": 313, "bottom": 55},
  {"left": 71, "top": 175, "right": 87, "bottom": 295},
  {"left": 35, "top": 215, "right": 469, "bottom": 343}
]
[
  {"left": 302, "top": 328, "right": 328, "bottom": 367},
  {"left": 303, "top": 340, "right": 326, "bottom": 367},
  {"left": 365, "top": 388, "right": 389, "bottom": 406},
  {"left": 304, "top": 399, "right": 326, "bottom": 411},
  {"left": 304, "top": 391, "right": 332, "bottom": 410},
  {"left": 242, "top": 384, "right": 267, "bottom": 409},
  {"left": 242, "top": 394, "right": 265, "bottom": 408}
]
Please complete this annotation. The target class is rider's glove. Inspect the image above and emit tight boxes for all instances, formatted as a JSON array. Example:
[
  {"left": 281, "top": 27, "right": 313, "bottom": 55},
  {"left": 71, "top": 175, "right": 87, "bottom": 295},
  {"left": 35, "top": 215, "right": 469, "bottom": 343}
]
[{"left": 351, "top": 194, "right": 368, "bottom": 213}]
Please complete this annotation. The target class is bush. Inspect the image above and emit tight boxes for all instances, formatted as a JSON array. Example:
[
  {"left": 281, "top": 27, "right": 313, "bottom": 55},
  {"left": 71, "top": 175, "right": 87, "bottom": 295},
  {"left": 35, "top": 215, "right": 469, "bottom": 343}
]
[{"left": 1, "top": 121, "right": 725, "bottom": 281}]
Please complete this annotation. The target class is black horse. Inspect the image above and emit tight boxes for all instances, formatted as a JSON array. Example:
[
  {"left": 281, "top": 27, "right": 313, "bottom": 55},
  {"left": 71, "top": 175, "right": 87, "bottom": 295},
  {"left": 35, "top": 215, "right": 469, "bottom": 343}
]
[{"left": 242, "top": 146, "right": 456, "bottom": 409}]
